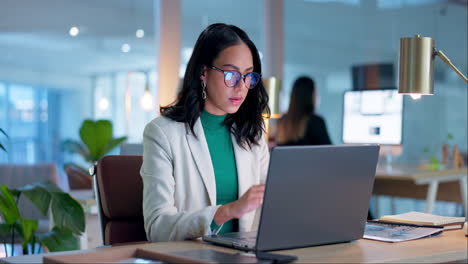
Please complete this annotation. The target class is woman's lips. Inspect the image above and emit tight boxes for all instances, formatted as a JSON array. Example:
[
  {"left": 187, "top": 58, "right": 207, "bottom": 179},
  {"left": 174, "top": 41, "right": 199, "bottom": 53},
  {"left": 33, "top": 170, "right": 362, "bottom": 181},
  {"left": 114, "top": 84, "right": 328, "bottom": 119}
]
[{"left": 229, "top": 97, "right": 243, "bottom": 105}]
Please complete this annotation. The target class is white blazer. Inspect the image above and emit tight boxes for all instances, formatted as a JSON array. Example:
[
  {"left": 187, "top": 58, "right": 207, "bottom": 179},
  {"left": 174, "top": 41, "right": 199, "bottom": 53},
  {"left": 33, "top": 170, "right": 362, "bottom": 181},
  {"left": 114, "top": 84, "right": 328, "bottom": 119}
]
[{"left": 140, "top": 116, "right": 269, "bottom": 242}]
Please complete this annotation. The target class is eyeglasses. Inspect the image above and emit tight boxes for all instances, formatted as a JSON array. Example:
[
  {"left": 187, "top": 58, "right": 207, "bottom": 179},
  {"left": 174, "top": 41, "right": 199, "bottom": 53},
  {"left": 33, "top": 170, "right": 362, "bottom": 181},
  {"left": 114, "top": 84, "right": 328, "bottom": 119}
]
[{"left": 210, "top": 66, "right": 261, "bottom": 89}]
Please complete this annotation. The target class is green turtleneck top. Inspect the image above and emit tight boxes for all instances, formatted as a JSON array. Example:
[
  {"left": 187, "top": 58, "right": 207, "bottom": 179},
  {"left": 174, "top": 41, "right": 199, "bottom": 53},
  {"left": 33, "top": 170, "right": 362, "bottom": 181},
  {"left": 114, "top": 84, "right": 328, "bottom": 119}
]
[{"left": 200, "top": 110, "right": 239, "bottom": 234}]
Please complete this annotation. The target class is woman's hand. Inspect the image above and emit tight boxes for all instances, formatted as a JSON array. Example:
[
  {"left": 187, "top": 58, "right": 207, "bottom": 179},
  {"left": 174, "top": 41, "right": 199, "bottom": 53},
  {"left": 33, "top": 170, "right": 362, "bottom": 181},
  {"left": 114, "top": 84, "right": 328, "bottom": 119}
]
[
  {"left": 213, "top": 184, "right": 265, "bottom": 225},
  {"left": 230, "top": 184, "right": 265, "bottom": 218}
]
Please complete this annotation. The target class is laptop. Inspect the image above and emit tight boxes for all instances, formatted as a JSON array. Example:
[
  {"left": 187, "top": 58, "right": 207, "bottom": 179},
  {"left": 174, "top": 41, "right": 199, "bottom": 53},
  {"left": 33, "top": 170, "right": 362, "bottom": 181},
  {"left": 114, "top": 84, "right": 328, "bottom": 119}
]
[{"left": 203, "top": 144, "right": 380, "bottom": 252}]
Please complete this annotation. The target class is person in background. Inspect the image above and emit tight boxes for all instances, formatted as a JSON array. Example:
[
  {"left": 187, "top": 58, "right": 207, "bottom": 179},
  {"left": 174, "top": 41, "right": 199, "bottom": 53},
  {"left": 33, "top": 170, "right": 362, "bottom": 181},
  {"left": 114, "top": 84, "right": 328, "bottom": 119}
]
[
  {"left": 140, "top": 23, "right": 270, "bottom": 242},
  {"left": 276, "top": 76, "right": 332, "bottom": 146}
]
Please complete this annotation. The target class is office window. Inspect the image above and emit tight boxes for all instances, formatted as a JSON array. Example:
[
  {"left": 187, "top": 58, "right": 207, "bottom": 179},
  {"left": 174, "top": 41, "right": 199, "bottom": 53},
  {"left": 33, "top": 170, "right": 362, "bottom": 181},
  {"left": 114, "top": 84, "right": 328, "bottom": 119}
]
[
  {"left": 0, "top": 83, "right": 6, "bottom": 128},
  {"left": 0, "top": 83, "right": 6, "bottom": 163},
  {"left": 93, "top": 71, "right": 158, "bottom": 143},
  {"left": 8, "top": 84, "right": 37, "bottom": 163},
  {"left": 0, "top": 82, "right": 61, "bottom": 164}
]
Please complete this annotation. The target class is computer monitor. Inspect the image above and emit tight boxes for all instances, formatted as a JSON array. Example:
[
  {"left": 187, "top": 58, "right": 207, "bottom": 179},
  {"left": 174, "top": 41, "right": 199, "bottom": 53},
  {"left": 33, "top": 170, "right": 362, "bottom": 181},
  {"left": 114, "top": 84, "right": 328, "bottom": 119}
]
[{"left": 342, "top": 89, "right": 403, "bottom": 145}]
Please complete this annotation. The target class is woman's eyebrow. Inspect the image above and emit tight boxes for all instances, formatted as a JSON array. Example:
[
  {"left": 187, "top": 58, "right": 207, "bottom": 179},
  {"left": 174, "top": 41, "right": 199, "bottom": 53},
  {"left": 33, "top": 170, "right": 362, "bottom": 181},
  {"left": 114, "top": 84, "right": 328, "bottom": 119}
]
[{"left": 222, "top": 64, "right": 254, "bottom": 71}]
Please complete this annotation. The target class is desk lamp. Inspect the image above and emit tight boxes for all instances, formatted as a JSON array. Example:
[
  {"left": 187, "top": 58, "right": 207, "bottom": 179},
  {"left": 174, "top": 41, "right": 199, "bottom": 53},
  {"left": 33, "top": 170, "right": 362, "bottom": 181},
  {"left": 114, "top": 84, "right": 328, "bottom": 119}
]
[
  {"left": 398, "top": 35, "right": 468, "bottom": 100},
  {"left": 263, "top": 77, "right": 281, "bottom": 143},
  {"left": 264, "top": 77, "right": 281, "bottom": 119},
  {"left": 399, "top": 36, "right": 468, "bottom": 227}
]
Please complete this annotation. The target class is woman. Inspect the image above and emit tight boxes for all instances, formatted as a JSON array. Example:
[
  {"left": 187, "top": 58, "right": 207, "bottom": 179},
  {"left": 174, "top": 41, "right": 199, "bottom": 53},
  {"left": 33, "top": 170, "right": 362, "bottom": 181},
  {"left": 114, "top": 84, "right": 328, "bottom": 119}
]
[
  {"left": 140, "top": 23, "right": 270, "bottom": 242},
  {"left": 276, "top": 76, "right": 332, "bottom": 146}
]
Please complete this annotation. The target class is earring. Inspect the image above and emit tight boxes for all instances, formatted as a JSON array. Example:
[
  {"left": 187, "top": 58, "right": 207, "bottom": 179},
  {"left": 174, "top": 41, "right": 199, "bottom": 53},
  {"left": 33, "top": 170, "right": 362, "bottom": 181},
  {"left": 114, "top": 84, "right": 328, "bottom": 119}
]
[{"left": 201, "top": 81, "right": 207, "bottom": 100}]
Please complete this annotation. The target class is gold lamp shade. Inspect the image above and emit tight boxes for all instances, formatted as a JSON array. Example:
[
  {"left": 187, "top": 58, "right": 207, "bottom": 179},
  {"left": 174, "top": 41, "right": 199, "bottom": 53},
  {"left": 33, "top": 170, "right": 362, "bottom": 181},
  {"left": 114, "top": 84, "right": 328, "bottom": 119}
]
[
  {"left": 398, "top": 35, "right": 435, "bottom": 95},
  {"left": 263, "top": 77, "right": 281, "bottom": 118},
  {"left": 399, "top": 35, "right": 467, "bottom": 97}
]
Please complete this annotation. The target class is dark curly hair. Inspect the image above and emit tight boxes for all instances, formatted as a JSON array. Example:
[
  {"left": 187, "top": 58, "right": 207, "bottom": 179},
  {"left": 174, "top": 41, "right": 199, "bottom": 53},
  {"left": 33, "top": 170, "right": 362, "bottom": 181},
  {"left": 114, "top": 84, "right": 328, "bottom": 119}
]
[{"left": 161, "top": 23, "right": 270, "bottom": 148}]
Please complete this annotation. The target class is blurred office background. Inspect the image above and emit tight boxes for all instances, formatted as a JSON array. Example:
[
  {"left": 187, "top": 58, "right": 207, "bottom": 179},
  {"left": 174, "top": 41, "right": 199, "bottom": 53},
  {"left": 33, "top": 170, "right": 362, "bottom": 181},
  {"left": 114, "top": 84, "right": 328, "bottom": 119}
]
[{"left": 0, "top": 0, "right": 466, "bottom": 216}]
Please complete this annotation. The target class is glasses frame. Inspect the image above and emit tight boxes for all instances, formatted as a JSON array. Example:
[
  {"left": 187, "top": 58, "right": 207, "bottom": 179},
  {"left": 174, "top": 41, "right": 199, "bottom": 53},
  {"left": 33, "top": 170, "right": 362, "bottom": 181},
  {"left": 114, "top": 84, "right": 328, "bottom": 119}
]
[{"left": 210, "top": 66, "right": 261, "bottom": 89}]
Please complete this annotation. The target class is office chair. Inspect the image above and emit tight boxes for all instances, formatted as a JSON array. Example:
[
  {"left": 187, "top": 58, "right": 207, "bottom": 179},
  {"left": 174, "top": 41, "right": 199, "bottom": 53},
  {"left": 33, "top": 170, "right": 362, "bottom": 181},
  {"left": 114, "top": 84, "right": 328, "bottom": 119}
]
[
  {"left": 94, "top": 155, "right": 147, "bottom": 245},
  {"left": 66, "top": 164, "right": 92, "bottom": 190}
]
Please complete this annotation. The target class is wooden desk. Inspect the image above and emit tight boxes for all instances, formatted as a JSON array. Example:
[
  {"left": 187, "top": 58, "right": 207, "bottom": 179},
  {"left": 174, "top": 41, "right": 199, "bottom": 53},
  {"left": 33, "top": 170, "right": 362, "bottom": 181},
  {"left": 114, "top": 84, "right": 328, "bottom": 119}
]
[
  {"left": 2, "top": 230, "right": 467, "bottom": 263},
  {"left": 374, "top": 165, "right": 467, "bottom": 214}
]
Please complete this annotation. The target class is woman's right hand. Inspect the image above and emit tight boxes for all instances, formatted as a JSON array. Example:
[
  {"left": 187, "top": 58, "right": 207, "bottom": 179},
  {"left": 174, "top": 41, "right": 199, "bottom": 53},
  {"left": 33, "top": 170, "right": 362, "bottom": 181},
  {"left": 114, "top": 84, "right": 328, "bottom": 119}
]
[
  {"left": 213, "top": 184, "right": 265, "bottom": 226},
  {"left": 229, "top": 184, "right": 265, "bottom": 219}
]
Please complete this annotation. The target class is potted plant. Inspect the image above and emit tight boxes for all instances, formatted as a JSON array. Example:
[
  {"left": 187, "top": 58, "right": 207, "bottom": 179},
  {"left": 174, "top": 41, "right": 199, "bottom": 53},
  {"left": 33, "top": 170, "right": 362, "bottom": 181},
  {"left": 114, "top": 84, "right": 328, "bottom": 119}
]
[
  {"left": 0, "top": 182, "right": 85, "bottom": 256},
  {"left": 0, "top": 129, "right": 85, "bottom": 256},
  {"left": 62, "top": 120, "right": 127, "bottom": 188}
]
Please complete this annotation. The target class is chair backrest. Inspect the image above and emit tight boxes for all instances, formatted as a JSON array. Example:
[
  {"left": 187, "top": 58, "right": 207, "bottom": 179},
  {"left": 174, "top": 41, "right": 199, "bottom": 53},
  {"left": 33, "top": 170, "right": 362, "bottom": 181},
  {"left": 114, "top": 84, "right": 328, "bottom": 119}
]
[
  {"left": 94, "top": 155, "right": 147, "bottom": 245},
  {"left": 66, "top": 165, "right": 92, "bottom": 190}
]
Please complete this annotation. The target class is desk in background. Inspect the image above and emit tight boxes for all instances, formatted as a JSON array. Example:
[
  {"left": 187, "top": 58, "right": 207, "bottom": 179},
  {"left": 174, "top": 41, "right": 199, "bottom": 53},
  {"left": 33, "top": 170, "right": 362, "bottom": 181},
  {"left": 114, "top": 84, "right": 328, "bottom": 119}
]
[
  {"left": 2, "top": 230, "right": 467, "bottom": 263},
  {"left": 374, "top": 164, "right": 467, "bottom": 215},
  {"left": 69, "top": 190, "right": 102, "bottom": 250}
]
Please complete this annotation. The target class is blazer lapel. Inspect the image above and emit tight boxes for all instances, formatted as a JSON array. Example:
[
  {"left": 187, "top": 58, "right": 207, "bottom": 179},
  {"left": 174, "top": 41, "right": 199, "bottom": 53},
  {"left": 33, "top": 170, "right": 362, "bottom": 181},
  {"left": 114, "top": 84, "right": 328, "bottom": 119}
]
[
  {"left": 232, "top": 134, "right": 254, "bottom": 198},
  {"left": 232, "top": 135, "right": 259, "bottom": 232},
  {"left": 186, "top": 119, "right": 216, "bottom": 206}
]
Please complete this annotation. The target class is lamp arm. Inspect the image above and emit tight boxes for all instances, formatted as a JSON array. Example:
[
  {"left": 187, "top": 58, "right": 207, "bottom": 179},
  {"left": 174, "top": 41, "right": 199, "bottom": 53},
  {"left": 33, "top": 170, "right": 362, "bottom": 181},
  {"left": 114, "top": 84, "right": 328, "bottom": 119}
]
[{"left": 435, "top": 50, "right": 468, "bottom": 83}]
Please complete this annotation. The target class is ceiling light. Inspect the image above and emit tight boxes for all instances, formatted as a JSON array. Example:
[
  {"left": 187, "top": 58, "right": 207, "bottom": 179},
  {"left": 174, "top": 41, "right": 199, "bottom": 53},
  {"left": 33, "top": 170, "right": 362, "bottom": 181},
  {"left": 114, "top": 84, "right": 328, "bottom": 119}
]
[
  {"left": 140, "top": 90, "right": 154, "bottom": 112},
  {"left": 69, "top": 27, "right": 79, "bottom": 37},
  {"left": 140, "top": 72, "right": 154, "bottom": 111},
  {"left": 136, "top": 29, "right": 145, "bottom": 38},
  {"left": 121, "top": 44, "right": 131, "bottom": 53},
  {"left": 98, "top": 97, "right": 110, "bottom": 110}
]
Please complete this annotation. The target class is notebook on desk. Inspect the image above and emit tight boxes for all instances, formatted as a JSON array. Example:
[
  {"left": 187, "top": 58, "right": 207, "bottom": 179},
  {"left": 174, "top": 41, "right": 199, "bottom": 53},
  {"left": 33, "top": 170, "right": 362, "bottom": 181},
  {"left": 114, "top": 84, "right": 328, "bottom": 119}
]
[
  {"left": 378, "top": 211, "right": 465, "bottom": 230},
  {"left": 203, "top": 144, "right": 380, "bottom": 252}
]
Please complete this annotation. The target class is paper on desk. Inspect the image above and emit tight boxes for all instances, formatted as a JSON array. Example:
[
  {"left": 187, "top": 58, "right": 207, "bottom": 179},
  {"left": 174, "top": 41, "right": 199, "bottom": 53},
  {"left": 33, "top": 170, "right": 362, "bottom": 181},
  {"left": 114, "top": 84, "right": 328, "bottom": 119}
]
[{"left": 363, "top": 222, "right": 443, "bottom": 242}]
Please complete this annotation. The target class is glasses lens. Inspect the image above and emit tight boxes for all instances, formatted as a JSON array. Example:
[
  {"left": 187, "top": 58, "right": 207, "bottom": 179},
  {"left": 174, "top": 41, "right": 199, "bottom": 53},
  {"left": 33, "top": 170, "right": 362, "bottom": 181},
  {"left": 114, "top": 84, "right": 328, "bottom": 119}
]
[
  {"left": 224, "top": 71, "right": 241, "bottom": 87},
  {"left": 246, "top": 73, "right": 260, "bottom": 89}
]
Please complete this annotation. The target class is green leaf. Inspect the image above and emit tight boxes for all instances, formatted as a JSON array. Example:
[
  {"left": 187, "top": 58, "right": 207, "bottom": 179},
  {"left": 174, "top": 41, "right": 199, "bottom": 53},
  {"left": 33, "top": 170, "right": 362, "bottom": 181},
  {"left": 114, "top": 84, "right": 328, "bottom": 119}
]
[
  {"left": 18, "top": 182, "right": 85, "bottom": 234},
  {"left": 102, "top": 136, "right": 127, "bottom": 157},
  {"left": 18, "top": 219, "right": 38, "bottom": 247},
  {"left": 0, "top": 223, "right": 12, "bottom": 236},
  {"left": 447, "top": 133, "right": 454, "bottom": 140},
  {"left": 0, "top": 185, "right": 21, "bottom": 225},
  {"left": 38, "top": 227, "right": 79, "bottom": 252},
  {"left": 16, "top": 184, "right": 51, "bottom": 216},
  {"left": 9, "top": 189, "right": 21, "bottom": 198},
  {"left": 61, "top": 140, "right": 91, "bottom": 161},
  {"left": 50, "top": 193, "right": 85, "bottom": 234},
  {"left": 429, "top": 156, "right": 440, "bottom": 164},
  {"left": 428, "top": 156, "right": 442, "bottom": 170},
  {"left": 80, "top": 120, "right": 113, "bottom": 162},
  {"left": 19, "top": 181, "right": 62, "bottom": 194}
]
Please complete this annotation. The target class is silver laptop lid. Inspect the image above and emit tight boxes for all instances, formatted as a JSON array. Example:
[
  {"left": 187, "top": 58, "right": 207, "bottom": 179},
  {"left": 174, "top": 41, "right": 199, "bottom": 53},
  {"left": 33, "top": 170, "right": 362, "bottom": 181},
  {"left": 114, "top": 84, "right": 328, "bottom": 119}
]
[{"left": 256, "top": 144, "right": 379, "bottom": 251}]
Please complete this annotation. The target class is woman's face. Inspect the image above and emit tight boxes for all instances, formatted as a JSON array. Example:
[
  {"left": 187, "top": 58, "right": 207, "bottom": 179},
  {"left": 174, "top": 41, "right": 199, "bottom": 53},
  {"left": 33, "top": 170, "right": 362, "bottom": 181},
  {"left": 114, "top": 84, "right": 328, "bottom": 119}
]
[{"left": 201, "top": 42, "right": 253, "bottom": 115}]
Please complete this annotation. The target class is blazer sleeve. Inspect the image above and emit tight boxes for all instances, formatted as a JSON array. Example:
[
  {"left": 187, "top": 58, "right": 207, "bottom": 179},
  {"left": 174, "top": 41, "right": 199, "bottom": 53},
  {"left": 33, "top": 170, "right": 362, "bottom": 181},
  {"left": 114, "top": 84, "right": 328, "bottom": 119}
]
[{"left": 140, "top": 121, "right": 220, "bottom": 242}]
